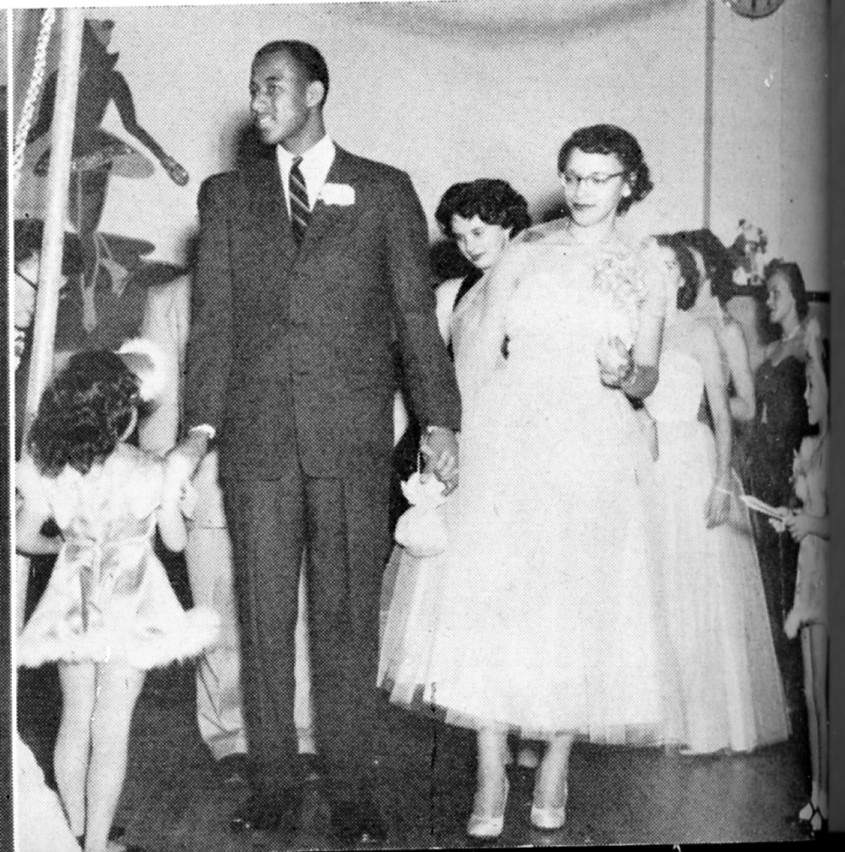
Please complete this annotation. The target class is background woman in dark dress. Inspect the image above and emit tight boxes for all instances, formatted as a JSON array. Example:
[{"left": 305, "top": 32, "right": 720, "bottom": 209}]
[{"left": 746, "top": 260, "right": 810, "bottom": 720}]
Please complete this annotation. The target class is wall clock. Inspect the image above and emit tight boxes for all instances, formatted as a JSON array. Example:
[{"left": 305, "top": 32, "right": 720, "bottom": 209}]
[{"left": 724, "top": 0, "right": 787, "bottom": 18}]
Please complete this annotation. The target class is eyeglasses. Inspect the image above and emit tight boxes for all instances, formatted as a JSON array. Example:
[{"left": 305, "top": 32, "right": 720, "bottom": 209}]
[{"left": 561, "top": 170, "right": 626, "bottom": 190}]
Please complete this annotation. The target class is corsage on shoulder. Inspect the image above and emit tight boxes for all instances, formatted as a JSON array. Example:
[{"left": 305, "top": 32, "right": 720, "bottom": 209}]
[{"left": 593, "top": 247, "right": 643, "bottom": 375}]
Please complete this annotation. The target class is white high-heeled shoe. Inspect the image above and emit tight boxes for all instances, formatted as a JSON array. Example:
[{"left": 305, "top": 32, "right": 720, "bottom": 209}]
[
  {"left": 531, "top": 803, "right": 567, "bottom": 830},
  {"left": 467, "top": 777, "right": 509, "bottom": 839},
  {"left": 530, "top": 781, "right": 567, "bottom": 831},
  {"left": 797, "top": 800, "right": 815, "bottom": 823}
]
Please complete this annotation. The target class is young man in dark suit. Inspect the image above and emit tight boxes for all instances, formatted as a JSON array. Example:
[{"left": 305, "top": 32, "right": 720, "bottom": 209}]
[{"left": 178, "top": 41, "right": 460, "bottom": 844}]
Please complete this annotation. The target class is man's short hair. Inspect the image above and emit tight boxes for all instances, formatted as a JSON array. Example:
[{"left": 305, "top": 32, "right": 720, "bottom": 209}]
[{"left": 254, "top": 40, "right": 329, "bottom": 106}]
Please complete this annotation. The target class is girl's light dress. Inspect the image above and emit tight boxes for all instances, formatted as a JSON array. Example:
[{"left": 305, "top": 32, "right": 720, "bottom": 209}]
[{"left": 17, "top": 444, "right": 219, "bottom": 670}]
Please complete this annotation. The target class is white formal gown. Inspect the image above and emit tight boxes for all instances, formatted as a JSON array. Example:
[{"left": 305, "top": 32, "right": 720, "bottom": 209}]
[
  {"left": 383, "top": 222, "right": 679, "bottom": 743},
  {"left": 644, "top": 345, "right": 790, "bottom": 752}
]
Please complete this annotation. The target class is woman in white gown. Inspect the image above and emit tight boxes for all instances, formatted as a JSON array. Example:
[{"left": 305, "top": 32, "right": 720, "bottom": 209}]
[
  {"left": 380, "top": 179, "right": 529, "bottom": 698},
  {"left": 678, "top": 229, "right": 757, "bottom": 427},
  {"left": 645, "top": 234, "right": 790, "bottom": 754},
  {"left": 403, "top": 126, "right": 676, "bottom": 839}
]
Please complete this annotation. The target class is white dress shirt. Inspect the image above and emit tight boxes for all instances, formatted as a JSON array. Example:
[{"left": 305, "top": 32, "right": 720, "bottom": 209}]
[{"left": 275, "top": 134, "right": 336, "bottom": 216}]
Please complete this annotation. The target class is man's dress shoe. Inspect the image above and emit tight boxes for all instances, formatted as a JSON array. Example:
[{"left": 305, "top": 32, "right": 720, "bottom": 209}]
[
  {"left": 216, "top": 752, "right": 250, "bottom": 785},
  {"left": 330, "top": 795, "right": 387, "bottom": 845},
  {"left": 229, "top": 789, "right": 303, "bottom": 833}
]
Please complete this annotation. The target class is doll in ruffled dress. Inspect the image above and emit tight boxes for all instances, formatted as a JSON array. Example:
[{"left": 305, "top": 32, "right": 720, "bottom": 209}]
[
  {"left": 772, "top": 318, "right": 829, "bottom": 835},
  {"left": 16, "top": 346, "right": 219, "bottom": 852}
]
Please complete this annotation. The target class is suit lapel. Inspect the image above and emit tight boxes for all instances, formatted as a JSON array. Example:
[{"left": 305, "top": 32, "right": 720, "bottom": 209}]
[
  {"left": 297, "top": 147, "right": 361, "bottom": 256},
  {"left": 245, "top": 157, "right": 298, "bottom": 273}
]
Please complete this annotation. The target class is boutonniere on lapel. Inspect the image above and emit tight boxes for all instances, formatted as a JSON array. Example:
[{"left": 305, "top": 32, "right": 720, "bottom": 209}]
[{"left": 319, "top": 183, "right": 355, "bottom": 206}]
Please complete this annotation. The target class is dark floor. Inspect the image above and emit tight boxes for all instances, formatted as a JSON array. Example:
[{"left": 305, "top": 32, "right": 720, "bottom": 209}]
[
  {"left": 17, "top": 656, "right": 816, "bottom": 851},
  {"left": 16, "top": 549, "right": 818, "bottom": 850}
]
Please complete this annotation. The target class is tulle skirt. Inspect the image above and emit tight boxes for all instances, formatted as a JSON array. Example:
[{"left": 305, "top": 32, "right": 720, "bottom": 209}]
[
  {"left": 379, "top": 493, "right": 457, "bottom": 708},
  {"left": 18, "top": 544, "right": 220, "bottom": 671},
  {"left": 381, "top": 346, "right": 681, "bottom": 744},
  {"left": 645, "top": 419, "right": 790, "bottom": 752}
]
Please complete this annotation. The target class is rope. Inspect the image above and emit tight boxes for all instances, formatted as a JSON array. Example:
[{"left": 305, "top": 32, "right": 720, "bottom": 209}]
[{"left": 11, "top": 8, "right": 57, "bottom": 197}]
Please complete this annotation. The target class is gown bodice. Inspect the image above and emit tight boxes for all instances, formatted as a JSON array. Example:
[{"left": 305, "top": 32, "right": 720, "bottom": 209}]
[
  {"left": 646, "top": 347, "right": 705, "bottom": 425},
  {"left": 498, "top": 236, "right": 649, "bottom": 406},
  {"left": 754, "top": 355, "right": 808, "bottom": 448},
  {"left": 750, "top": 354, "right": 809, "bottom": 504},
  {"left": 508, "top": 243, "right": 638, "bottom": 345},
  {"left": 34, "top": 445, "right": 162, "bottom": 539}
]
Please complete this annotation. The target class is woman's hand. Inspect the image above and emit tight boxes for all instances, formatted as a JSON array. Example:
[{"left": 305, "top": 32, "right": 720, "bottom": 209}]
[
  {"left": 783, "top": 510, "right": 814, "bottom": 543},
  {"left": 767, "top": 506, "right": 790, "bottom": 533},
  {"left": 597, "top": 336, "right": 632, "bottom": 387},
  {"left": 704, "top": 481, "right": 731, "bottom": 528}
]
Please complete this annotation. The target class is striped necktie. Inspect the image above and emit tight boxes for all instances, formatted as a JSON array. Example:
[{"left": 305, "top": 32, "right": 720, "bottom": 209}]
[{"left": 288, "top": 156, "right": 311, "bottom": 245}]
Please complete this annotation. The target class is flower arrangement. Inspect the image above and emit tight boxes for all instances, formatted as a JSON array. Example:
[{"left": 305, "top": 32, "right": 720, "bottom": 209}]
[{"left": 728, "top": 219, "right": 769, "bottom": 287}]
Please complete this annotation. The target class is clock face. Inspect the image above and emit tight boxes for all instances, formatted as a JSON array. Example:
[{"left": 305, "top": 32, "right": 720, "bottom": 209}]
[{"left": 726, "top": 0, "right": 787, "bottom": 18}]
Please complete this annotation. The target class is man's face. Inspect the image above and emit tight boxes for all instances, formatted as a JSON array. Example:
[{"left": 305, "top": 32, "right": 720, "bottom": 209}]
[{"left": 250, "top": 51, "right": 311, "bottom": 147}]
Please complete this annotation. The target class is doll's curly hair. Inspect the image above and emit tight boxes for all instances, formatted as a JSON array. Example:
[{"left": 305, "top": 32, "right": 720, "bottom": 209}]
[{"left": 27, "top": 350, "right": 140, "bottom": 476}]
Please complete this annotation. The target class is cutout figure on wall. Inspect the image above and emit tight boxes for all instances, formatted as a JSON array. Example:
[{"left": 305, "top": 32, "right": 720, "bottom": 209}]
[{"left": 26, "top": 18, "right": 189, "bottom": 332}]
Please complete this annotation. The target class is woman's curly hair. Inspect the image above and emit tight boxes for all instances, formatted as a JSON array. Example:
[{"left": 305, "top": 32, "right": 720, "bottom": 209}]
[
  {"left": 677, "top": 228, "right": 736, "bottom": 307},
  {"left": 557, "top": 124, "right": 653, "bottom": 214},
  {"left": 654, "top": 234, "right": 701, "bottom": 311},
  {"left": 435, "top": 179, "right": 531, "bottom": 239},
  {"left": 27, "top": 350, "right": 140, "bottom": 477}
]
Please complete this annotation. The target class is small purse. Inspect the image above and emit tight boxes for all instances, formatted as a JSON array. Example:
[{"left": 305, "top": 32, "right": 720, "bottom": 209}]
[{"left": 394, "top": 463, "right": 449, "bottom": 557}]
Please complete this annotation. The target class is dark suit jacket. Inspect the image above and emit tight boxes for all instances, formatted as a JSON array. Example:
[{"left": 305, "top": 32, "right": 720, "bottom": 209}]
[{"left": 184, "top": 145, "right": 461, "bottom": 480}]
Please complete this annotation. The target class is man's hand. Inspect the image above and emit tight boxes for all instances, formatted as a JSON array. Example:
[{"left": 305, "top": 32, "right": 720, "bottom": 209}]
[{"left": 421, "top": 426, "right": 459, "bottom": 495}]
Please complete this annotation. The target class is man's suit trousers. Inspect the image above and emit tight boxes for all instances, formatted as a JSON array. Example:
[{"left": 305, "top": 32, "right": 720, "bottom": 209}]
[{"left": 223, "top": 460, "right": 391, "bottom": 799}]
